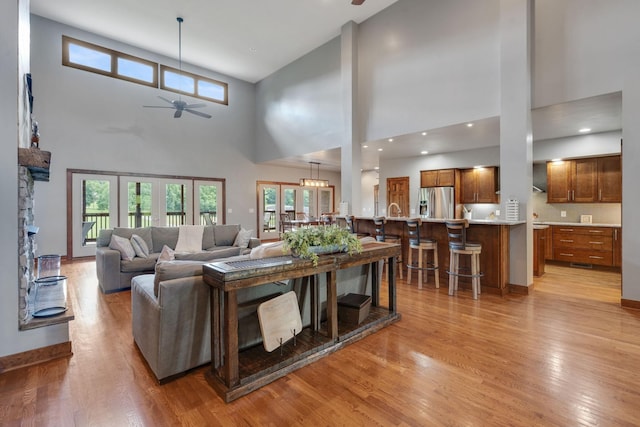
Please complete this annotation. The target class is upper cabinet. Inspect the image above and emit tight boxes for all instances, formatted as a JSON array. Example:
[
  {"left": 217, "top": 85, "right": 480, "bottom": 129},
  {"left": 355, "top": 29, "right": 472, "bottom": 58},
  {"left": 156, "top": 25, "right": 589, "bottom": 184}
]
[
  {"left": 460, "top": 167, "right": 499, "bottom": 204},
  {"left": 420, "top": 169, "right": 456, "bottom": 187},
  {"left": 547, "top": 155, "right": 621, "bottom": 203}
]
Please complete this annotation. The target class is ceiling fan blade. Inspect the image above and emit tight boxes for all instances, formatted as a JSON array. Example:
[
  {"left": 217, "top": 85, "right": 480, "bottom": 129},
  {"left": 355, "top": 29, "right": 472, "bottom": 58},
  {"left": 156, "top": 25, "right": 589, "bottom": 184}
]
[
  {"left": 158, "top": 96, "right": 175, "bottom": 105},
  {"left": 184, "top": 103, "right": 206, "bottom": 109},
  {"left": 143, "top": 105, "right": 175, "bottom": 109},
  {"left": 174, "top": 109, "right": 183, "bottom": 118},
  {"left": 185, "top": 109, "right": 212, "bottom": 119}
]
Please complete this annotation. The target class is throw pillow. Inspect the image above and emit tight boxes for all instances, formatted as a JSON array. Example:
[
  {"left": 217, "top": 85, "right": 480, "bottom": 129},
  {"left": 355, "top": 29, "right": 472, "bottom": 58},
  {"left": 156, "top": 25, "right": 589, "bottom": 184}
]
[
  {"left": 175, "top": 225, "right": 205, "bottom": 253},
  {"left": 109, "top": 234, "right": 135, "bottom": 261},
  {"left": 249, "top": 241, "right": 291, "bottom": 259},
  {"left": 157, "top": 245, "right": 175, "bottom": 263},
  {"left": 233, "top": 228, "right": 253, "bottom": 249},
  {"left": 130, "top": 234, "right": 150, "bottom": 258}
]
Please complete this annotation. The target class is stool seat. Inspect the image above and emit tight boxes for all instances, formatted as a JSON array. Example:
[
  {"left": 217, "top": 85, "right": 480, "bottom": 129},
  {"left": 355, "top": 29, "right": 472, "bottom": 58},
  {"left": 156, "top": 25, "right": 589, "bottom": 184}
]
[
  {"left": 445, "top": 219, "right": 482, "bottom": 299},
  {"left": 406, "top": 218, "right": 439, "bottom": 289}
]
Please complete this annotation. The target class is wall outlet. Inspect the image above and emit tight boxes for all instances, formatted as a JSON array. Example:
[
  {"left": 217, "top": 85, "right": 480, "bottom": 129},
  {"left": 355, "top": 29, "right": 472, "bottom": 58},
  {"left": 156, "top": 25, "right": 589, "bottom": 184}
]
[
  {"left": 249, "top": 208, "right": 255, "bottom": 214},
  {"left": 560, "top": 210, "right": 566, "bottom": 217},
  {"left": 228, "top": 208, "right": 233, "bottom": 214},
  {"left": 495, "top": 209, "right": 500, "bottom": 216}
]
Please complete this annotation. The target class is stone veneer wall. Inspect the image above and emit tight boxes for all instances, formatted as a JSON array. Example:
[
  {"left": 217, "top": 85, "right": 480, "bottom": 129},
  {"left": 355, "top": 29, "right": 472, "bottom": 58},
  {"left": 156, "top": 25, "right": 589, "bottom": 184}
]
[{"left": 18, "top": 166, "right": 35, "bottom": 323}]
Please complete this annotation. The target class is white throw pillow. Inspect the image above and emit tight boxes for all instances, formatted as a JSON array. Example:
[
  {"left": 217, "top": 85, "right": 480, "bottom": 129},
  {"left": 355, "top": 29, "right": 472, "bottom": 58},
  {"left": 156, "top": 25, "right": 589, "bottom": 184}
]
[
  {"left": 130, "top": 234, "right": 150, "bottom": 258},
  {"left": 233, "top": 228, "right": 253, "bottom": 249},
  {"left": 109, "top": 234, "right": 136, "bottom": 261},
  {"left": 157, "top": 245, "right": 175, "bottom": 263},
  {"left": 174, "top": 225, "right": 205, "bottom": 253}
]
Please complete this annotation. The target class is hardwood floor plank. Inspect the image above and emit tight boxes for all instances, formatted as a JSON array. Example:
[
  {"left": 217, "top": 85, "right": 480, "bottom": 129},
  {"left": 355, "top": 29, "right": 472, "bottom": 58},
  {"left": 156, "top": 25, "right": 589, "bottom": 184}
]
[{"left": 1, "top": 260, "right": 639, "bottom": 426}]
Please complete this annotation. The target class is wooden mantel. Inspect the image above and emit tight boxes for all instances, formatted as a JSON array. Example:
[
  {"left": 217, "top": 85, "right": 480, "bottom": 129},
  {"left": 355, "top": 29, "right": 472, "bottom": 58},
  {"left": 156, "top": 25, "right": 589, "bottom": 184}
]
[{"left": 18, "top": 147, "right": 51, "bottom": 181}]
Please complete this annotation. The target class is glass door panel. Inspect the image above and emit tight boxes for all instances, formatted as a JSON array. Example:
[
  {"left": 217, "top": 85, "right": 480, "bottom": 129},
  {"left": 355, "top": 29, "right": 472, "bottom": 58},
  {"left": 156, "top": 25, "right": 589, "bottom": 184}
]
[
  {"left": 258, "top": 183, "right": 280, "bottom": 239},
  {"left": 318, "top": 187, "right": 334, "bottom": 216},
  {"left": 161, "top": 179, "right": 192, "bottom": 226},
  {"left": 119, "top": 177, "right": 156, "bottom": 227},
  {"left": 71, "top": 173, "right": 117, "bottom": 257},
  {"left": 194, "top": 180, "right": 222, "bottom": 225}
]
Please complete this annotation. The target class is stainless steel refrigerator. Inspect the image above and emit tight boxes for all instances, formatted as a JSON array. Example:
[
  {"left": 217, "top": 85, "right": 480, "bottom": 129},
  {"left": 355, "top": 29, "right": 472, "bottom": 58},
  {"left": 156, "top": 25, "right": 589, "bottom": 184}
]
[{"left": 419, "top": 187, "right": 455, "bottom": 219}]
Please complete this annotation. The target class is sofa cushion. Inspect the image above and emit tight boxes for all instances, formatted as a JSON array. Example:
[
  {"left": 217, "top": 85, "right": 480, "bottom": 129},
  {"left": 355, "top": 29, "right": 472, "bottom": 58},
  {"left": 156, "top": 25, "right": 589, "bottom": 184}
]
[
  {"left": 202, "top": 226, "right": 215, "bottom": 250},
  {"left": 131, "top": 234, "right": 150, "bottom": 258},
  {"left": 214, "top": 224, "right": 240, "bottom": 246},
  {"left": 175, "top": 246, "right": 242, "bottom": 261},
  {"left": 153, "top": 260, "right": 207, "bottom": 297},
  {"left": 250, "top": 241, "right": 290, "bottom": 259},
  {"left": 109, "top": 234, "right": 136, "bottom": 261},
  {"left": 175, "top": 225, "right": 205, "bottom": 253},
  {"left": 121, "top": 254, "right": 159, "bottom": 273},
  {"left": 113, "top": 227, "right": 153, "bottom": 252},
  {"left": 233, "top": 228, "right": 253, "bottom": 249},
  {"left": 151, "top": 227, "right": 180, "bottom": 253}
]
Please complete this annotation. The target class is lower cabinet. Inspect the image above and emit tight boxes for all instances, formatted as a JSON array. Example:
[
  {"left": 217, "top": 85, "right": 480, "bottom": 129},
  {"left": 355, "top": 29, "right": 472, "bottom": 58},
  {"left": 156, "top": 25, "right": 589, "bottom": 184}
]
[
  {"left": 533, "top": 227, "right": 546, "bottom": 277},
  {"left": 551, "top": 225, "right": 616, "bottom": 266}
]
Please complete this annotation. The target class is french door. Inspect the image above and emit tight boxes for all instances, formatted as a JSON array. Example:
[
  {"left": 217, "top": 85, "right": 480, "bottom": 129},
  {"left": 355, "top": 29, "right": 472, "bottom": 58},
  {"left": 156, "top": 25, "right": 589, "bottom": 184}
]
[
  {"left": 258, "top": 183, "right": 280, "bottom": 240},
  {"left": 119, "top": 177, "right": 193, "bottom": 227}
]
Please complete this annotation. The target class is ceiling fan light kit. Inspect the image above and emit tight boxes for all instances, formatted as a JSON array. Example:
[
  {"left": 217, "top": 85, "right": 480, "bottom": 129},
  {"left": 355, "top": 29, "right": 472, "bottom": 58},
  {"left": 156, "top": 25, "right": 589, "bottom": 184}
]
[{"left": 143, "top": 17, "right": 211, "bottom": 119}]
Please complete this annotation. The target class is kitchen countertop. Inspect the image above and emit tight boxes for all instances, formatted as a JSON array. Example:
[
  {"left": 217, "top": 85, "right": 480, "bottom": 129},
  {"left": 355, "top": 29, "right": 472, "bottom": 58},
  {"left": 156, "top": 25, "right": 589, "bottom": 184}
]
[
  {"left": 355, "top": 216, "right": 526, "bottom": 226},
  {"left": 533, "top": 221, "right": 621, "bottom": 228}
]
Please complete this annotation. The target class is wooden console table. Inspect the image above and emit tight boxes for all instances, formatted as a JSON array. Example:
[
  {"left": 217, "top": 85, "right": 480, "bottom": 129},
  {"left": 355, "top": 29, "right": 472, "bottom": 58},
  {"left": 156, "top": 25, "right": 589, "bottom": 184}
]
[{"left": 202, "top": 241, "right": 401, "bottom": 402}]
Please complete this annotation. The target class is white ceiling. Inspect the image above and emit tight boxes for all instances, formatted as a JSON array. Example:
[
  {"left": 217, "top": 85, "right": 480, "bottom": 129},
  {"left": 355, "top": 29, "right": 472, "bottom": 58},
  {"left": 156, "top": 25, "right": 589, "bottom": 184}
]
[{"left": 30, "top": 0, "right": 622, "bottom": 173}]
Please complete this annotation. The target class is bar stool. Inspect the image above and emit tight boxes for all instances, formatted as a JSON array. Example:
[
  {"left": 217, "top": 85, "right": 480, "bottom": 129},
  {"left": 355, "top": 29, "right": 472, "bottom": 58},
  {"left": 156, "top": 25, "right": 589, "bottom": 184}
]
[
  {"left": 372, "top": 216, "right": 403, "bottom": 279},
  {"left": 445, "top": 219, "right": 482, "bottom": 299},
  {"left": 345, "top": 215, "right": 369, "bottom": 238},
  {"left": 405, "top": 218, "right": 439, "bottom": 289}
]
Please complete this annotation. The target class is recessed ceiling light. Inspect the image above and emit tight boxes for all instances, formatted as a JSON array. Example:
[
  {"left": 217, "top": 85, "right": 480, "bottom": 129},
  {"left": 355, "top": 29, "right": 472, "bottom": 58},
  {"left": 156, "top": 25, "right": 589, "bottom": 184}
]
[
  {"left": 421, "top": 150, "right": 428, "bottom": 155},
  {"left": 363, "top": 145, "right": 368, "bottom": 148},
  {"left": 378, "top": 148, "right": 383, "bottom": 152},
  {"left": 374, "top": 166, "right": 379, "bottom": 170},
  {"left": 467, "top": 123, "right": 474, "bottom": 127},
  {"left": 579, "top": 128, "right": 592, "bottom": 133},
  {"left": 388, "top": 138, "right": 394, "bottom": 142},
  {"left": 551, "top": 158, "right": 563, "bottom": 162},
  {"left": 421, "top": 132, "right": 428, "bottom": 136}
]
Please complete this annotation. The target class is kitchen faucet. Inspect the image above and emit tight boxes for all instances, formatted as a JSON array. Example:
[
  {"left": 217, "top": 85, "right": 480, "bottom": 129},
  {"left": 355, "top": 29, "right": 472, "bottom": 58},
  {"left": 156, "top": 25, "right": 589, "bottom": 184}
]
[{"left": 387, "top": 202, "right": 401, "bottom": 217}]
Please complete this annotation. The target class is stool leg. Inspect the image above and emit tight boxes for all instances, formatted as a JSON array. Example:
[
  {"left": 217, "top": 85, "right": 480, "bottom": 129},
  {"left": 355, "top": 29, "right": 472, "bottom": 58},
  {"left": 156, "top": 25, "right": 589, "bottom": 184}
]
[
  {"left": 448, "top": 250, "right": 456, "bottom": 296},
  {"left": 417, "top": 248, "right": 423, "bottom": 289},
  {"left": 433, "top": 245, "right": 440, "bottom": 289},
  {"left": 407, "top": 247, "right": 413, "bottom": 285},
  {"left": 471, "top": 252, "right": 478, "bottom": 300}
]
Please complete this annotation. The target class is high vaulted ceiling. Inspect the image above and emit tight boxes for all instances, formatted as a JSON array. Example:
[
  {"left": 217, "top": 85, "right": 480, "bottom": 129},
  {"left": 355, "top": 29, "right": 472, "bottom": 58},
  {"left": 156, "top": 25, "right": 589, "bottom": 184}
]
[
  {"left": 30, "top": 0, "right": 398, "bottom": 84},
  {"left": 30, "top": 1, "right": 622, "bottom": 172}
]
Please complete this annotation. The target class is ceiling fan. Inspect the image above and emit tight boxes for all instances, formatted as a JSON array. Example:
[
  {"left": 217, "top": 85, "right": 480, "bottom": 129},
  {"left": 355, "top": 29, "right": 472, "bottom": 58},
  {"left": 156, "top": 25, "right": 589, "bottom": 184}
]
[
  {"left": 144, "top": 17, "right": 211, "bottom": 119},
  {"left": 351, "top": 0, "right": 366, "bottom": 5}
]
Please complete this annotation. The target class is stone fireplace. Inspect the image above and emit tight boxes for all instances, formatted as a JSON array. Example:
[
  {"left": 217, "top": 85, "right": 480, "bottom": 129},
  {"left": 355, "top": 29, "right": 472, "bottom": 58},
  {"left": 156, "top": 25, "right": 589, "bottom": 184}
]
[{"left": 18, "top": 166, "right": 35, "bottom": 325}]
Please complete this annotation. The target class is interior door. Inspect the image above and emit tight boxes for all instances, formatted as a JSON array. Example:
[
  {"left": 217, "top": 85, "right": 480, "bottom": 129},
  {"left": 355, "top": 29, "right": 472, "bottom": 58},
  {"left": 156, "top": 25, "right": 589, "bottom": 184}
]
[
  {"left": 71, "top": 173, "right": 118, "bottom": 258},
  {"left": 258, "top": 183, "right": 280, "bottom": 239},
  {"left": 386, "top": 177, "right": 410, "bottom": 216}
]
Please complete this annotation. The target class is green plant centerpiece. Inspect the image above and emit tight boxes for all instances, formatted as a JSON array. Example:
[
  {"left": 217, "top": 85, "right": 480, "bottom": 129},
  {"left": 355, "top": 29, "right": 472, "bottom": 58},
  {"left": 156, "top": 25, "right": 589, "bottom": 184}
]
[{"left": 282, "top": 225, "right": 363, "bottom": 266}]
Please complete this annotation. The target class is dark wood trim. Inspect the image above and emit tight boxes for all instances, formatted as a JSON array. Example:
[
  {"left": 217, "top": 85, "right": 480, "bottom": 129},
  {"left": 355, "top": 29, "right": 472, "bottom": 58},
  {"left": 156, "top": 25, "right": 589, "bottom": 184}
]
[
  {"left": 0, "top": 341, "right": 72, "bottom": 374},
  {"left": 621, "top": 299, "right": 640, "bottom": 310},
  {"left": 509, "top": 283, "right": 533, "bottom": 295},
  {"left": 66, "top": 169, "right": 73, "bottom": 259}
]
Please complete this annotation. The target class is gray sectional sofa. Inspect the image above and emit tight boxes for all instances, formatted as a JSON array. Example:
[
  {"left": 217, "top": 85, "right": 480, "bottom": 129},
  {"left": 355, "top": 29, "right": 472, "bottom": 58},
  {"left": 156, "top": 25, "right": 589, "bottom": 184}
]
[{"left": 95, "top": 224, "right": 259, "bottom": 293}]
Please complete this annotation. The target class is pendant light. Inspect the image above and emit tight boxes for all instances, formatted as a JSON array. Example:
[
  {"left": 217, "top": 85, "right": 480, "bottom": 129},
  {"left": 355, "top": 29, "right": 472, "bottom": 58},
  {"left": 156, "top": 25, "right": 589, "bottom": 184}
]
[{"left": 300, "top": 162, "right": 329, "bottom": 187}]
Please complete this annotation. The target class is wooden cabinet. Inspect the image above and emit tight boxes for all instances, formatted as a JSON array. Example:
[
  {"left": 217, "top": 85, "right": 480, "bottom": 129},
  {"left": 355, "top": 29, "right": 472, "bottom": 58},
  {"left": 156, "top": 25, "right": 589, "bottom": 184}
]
[
  {"left": 613, "top": 227, "right": 622, "bottom": 267},
  {"left": 547, "top": 156, "right": 621, "bottom": 203},
  {"left": 460, "top": 167, "right": 499, "bottom": 204},
  {"left": 533, "top": 227, "right": 547, "bottom": 277},
  {"left": 420, "top": 169, "right": 456, "bottom": 187},
  {"left": 551, "top": 225, "right": 616, "bottom": 266}
]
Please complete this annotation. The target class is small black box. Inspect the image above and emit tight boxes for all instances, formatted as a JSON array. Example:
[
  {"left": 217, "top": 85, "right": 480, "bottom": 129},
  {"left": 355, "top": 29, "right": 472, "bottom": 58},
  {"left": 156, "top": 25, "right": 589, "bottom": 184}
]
[{"left": 337, "top": 293, "right": 371, "bottom": 326}]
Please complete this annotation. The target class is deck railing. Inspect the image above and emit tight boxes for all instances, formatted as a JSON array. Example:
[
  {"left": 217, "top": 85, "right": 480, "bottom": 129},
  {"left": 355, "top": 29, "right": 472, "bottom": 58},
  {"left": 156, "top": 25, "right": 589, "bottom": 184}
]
[{"left": 82, "top": 211, "right": 217, "bottom": 242}]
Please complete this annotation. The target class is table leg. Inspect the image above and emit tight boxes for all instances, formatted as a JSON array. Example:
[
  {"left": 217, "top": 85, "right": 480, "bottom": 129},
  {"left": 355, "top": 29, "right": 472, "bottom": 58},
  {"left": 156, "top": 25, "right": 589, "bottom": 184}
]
[
  {"left": 388, "top": 256, "right": 397, "bottom": 312},
  {"left": 211, "top": 288, "right": 222, "bottom": 373},
  {"left": 223, "top": 289, "right": 239, "bottom": 387},
  {"left": 371, "top": 261, "right": 380, "bottom": 307},
  {"left": 326, "top": 270, "right": 337, "bottom": 340},
  {"left": 310, "top": 275, "right": 319, "bottom": 332}
]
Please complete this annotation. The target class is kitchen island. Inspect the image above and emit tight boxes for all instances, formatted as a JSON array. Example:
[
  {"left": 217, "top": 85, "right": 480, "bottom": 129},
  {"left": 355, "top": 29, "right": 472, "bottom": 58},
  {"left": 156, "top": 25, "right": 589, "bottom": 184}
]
[{"left": 353, "top": 217, "right": 526, "bottom": 295}]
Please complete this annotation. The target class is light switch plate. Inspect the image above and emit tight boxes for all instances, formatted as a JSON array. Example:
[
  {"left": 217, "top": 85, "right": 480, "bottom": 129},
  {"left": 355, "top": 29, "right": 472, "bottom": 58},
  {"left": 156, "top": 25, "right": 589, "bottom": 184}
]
[{"left": 560, "top": 210, "right": 566, "bottom": 217}]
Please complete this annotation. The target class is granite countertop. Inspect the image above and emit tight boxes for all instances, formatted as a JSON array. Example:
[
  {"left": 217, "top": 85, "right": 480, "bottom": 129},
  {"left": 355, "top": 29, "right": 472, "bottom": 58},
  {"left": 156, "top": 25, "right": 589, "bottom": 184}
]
[{"left": 533, "top": 221, "right": 621, "bottom": 228}]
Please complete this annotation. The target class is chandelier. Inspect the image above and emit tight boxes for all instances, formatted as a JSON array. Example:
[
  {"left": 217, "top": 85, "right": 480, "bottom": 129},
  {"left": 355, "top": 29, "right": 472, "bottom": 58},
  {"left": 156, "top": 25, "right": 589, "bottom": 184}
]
[{"left": 300, "top": 162, "right": 329, "bottom": 187}]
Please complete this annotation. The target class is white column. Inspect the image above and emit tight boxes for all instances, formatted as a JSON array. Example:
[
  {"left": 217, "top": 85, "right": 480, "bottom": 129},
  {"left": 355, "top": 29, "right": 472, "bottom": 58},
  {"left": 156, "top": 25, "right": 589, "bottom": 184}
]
[
  {"left": 500, "top": 0, "right": 533, "bottom": 288},
  {"left": 340, "top": 21, "right": 362, "bottom": 215}
]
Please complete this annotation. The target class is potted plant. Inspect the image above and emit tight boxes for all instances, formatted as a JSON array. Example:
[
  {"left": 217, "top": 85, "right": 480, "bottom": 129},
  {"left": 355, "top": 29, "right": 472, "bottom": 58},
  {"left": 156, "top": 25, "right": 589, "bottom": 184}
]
[{"left": 282, "top": 225, "right": 363, "bottom": 266}]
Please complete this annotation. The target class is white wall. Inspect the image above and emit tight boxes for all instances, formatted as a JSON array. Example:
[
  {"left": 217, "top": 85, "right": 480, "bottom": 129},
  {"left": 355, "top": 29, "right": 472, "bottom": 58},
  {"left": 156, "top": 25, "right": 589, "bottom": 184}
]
[
  {"left": 255, "top": 37, "right": 343, "bottom": 163},
  {"left": 358, "top": 0, "right": 501, "bottom": 141}
]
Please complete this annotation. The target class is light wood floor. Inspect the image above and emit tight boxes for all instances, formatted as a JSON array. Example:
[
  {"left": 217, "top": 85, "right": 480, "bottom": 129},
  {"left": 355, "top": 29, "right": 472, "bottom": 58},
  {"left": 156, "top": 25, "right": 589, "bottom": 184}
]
[{"left": 2, "top": 261, "right": 639, "bottom": 426}]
